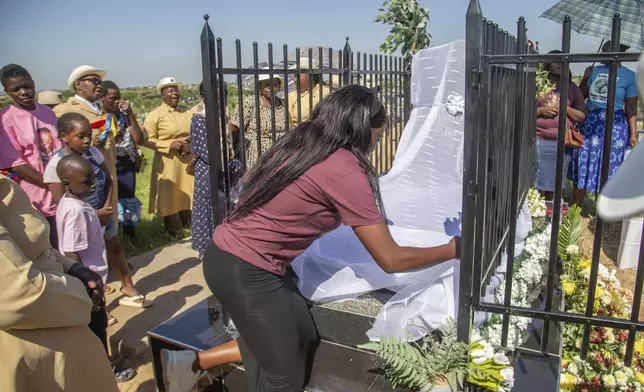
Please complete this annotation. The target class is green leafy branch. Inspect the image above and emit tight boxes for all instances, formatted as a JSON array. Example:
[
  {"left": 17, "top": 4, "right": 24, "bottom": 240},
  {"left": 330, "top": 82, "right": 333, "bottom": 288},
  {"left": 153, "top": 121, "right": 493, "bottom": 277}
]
[{"left": 375, "top": 0, "right": 431, "bottom": 70}]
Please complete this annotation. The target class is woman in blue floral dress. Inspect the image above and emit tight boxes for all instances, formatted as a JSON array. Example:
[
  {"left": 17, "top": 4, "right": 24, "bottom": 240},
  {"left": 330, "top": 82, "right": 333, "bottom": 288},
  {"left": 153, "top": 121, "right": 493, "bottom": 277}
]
[{"left": 570, "top": 42, "right": 639, "bottom": 204}]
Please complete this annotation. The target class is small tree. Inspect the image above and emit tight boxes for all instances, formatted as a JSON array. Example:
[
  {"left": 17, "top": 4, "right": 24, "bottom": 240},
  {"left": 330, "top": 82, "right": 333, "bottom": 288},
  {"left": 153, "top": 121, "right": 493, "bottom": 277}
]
[{"left": 375, "top": 0, "right": 431, "bottom": 70}]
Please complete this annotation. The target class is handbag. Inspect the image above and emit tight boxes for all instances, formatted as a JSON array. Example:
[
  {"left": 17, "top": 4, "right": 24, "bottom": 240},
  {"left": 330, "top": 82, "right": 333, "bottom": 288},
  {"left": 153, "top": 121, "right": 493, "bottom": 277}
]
[{"left": 565, "top": 125, "right": 584, "bottom": 149}]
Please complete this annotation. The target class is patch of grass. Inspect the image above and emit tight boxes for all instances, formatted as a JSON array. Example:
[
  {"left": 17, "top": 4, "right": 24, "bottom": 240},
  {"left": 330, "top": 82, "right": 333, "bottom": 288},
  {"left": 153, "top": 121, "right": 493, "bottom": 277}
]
[{"left": 118, "top": 147, "right": 190, "bottom": 257}]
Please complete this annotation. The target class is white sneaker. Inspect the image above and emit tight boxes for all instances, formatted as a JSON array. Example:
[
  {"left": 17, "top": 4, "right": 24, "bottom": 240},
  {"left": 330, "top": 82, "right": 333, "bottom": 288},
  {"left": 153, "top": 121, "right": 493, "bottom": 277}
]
[{"left": 161, "top": 349, "right": 202, "bottom": 392}]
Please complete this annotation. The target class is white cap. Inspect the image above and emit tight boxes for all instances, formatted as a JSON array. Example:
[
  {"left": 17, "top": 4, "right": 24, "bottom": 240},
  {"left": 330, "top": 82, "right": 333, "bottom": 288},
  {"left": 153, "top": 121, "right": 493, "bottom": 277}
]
[
  {"left": 68, "top": 65, "right": 106, "bottom": 90},
  {"left": 37, "top": 90, "right": 64, "bottom": 105},
  {"left": 596, "top": 53, "right": 644, "bottom": 221},
  {"left": 157, "top": 77, "right": 181, "bottom": 92},
  {"left": 290, "top": 57, "right": 318, "bottom": 70}
]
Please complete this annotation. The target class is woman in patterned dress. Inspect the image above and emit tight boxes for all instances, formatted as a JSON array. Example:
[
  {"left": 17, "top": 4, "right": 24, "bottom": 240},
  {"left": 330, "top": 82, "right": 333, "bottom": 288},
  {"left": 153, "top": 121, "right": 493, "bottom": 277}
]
[
  {"left": 189, "top": 82, "right": 230, "bottom": 258},
  {"left": 570, "top": 41, "right": 639, "bottom": 204},
  {"left": 228, "top": 74, "right": 288, "bottom": 170}
]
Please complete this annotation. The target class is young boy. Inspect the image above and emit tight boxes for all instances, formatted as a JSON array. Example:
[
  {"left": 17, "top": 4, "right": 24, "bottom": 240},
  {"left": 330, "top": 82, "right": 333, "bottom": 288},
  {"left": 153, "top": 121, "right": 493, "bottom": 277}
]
[
  {"left": 0, "top": 64, "right": 62, "bottom": 248},
  {"left": 55, "top": 154, "right": 109, "bottom": 286},
  {"left": 55, "top": 154, "right": 109, "bottom": 348}
]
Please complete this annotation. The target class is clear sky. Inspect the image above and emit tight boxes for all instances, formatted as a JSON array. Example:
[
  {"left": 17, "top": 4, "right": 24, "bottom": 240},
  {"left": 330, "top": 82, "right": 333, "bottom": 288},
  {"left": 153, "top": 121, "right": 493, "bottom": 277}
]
[{"left": 0, "top": 0, "right": 610, "bottom": 91}]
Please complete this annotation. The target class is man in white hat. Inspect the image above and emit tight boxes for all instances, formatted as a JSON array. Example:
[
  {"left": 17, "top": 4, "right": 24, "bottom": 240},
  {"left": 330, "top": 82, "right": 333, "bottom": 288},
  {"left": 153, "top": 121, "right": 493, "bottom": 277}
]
[
  {"left": 144, "top": 77, "right": 195, "bottom": 234},
  {"left": 288, "top": 57, "right": 330, "bottom": 128},
  {"left": 596, "top": 54, "right": 644, "bottom": 222},
  {"left": 37, "top": 90, "right": 65, "bottom": 109},
  {"left": 54, "top": 65, "right": 106, "bottom": 122},
  {"left": 53, "top": 66, "right": 111, "bottom": 178}
]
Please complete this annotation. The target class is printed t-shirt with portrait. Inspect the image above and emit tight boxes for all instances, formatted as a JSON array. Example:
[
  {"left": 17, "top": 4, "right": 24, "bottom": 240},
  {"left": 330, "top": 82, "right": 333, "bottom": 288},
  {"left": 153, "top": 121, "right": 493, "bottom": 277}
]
[
  {"left": 587, "top": 65, "right": 638, "bottom": 111},
  {"left": 214, "top": 148, "right": 384, "bottom": 275},
  {"left": 0, "top": 103, "right": 62, "bottom": 216},
  {"left": 44, "top": 146, "right": 108, "bottom": 210}
]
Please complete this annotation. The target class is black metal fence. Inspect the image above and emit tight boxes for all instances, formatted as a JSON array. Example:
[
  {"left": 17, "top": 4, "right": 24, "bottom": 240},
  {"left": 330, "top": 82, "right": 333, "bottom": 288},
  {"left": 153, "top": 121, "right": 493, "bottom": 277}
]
[
  {"left": 457, "top": 0, "right": 643, "bottom": 369},
  {"left": 199, "top": 15, "right": 411, "bottom": 224}
]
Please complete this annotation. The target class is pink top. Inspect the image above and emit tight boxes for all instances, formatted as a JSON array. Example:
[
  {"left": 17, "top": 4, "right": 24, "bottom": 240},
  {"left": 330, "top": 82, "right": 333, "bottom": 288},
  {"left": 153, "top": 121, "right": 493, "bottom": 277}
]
[
  {"left": 536, "top": 82, "right": 585, "bottom": 141},
  {"left": 0, "top": 104, "right": 61, "bottom": 216},
  {"left": 56, "top": 194, "right": 108, "bottom": 284},
  {"left": 214, "top": 149, "right": 384, "bottom": 275}
]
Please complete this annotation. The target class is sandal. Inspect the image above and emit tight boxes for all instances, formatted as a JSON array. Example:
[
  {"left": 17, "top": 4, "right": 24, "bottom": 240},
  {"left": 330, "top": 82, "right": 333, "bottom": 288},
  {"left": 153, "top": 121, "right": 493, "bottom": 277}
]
[
  {"left": 108, "top": 314, "right": 117, "bottom": 326},
  {"left": 119, "top": 294, "right": 153, "bottom": 308},
  {"left": 113, "top": 359, "right": 136, "bottom": 383},
  {"left": 104, "top": 285, "right": 116, "bottom": 295}
]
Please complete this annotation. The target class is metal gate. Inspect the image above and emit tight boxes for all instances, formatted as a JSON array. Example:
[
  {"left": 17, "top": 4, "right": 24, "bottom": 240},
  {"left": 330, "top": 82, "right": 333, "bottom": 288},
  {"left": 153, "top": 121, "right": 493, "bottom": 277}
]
[
  {"left": 198, "top": 15, "right": 411, "bottom": 226},
  {"left": 457, "top": 0, "right": 643, "bottom": 370}
]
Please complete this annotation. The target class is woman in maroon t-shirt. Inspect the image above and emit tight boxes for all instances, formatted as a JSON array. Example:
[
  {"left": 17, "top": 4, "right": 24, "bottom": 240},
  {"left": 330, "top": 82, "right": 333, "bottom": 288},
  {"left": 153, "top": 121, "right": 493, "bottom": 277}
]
[
  {"left": 161, "top": 85, "right": 460, "bottom": 392},
  {"left": 535, "top": 50, "right": 586, "bottom": 200}
]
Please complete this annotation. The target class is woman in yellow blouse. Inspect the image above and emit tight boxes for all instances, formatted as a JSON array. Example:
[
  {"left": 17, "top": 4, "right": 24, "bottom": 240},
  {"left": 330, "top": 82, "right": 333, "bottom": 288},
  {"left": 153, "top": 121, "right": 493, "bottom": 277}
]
[
  {"left": 228, "top": 74, "right": 288, "bottom": 169},
  {"left": 288, "top": 58, "right": 330, "bottom": 128},
  {"left": 144, "top": 77, "right": 195, "bottom": 235}
]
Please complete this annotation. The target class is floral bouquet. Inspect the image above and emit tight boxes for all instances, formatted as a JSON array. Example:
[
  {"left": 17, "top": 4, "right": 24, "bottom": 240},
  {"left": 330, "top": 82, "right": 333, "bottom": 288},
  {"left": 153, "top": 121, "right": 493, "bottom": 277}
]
[
  {"left": 559, "top": 211, "right": 644, "bottom": 391},
  {"left": 527, "top": 188, "right": 547, "bottom": 231},
  {"left": 469, "top": 330, "right": 515, "bottom": 392}
]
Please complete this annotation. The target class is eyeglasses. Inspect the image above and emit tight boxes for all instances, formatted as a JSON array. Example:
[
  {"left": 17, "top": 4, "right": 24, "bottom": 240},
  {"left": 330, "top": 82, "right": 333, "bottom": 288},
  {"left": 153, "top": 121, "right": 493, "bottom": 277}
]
[{"left": 80, "top": 77, "right": 102, "bottom": 86}]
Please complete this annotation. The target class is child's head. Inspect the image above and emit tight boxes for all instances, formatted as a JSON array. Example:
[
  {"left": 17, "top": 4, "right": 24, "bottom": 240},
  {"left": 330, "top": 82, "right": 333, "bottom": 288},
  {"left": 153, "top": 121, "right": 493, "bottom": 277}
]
[
  {"left": 0, "top": 63, "right": 35, "bottom": 110},
  {"left": 57, "top": 154, "right": 95, "bottom": 198},
  {"left": 57, "top": 113, "right": 92, "bottom": 154}
]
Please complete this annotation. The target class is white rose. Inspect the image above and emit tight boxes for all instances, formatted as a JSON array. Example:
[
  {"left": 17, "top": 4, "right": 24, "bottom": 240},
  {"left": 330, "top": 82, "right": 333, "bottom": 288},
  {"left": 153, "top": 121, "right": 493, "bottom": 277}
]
[
  {"left": 470, "top": 329, "right": 482, "bottom": 342},
  {"left": 500, "top": 368, "right": 515, "bottom": 387},
  {"left": 567, "top": 363, "right": 578, "bottom": 375},
  {"left": 493, "top": 352, "right": 510, "bottom": 365},
  {"left": 614, "top": 370, "right": 627, "bottom": 386},
  {"left": 602, "top": 374, "right": 617, "bottom": 389}
]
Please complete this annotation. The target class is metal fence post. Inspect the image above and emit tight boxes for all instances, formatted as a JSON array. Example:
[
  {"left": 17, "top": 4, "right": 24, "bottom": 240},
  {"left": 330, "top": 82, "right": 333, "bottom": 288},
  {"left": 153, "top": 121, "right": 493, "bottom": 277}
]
[
  {"left": 343, "top": 37, "right": 352, "bottom": 86},
  {"left": 457, "top": 0, "right": 483, "bottom": 346},
  {"left": 200, "top": 15, "right": 223, "bottom": 225}
]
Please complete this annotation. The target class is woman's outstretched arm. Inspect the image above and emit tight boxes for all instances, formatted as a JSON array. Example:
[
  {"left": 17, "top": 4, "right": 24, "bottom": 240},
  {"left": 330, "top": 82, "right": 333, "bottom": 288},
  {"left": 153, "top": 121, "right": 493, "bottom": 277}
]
[{"left": 354, "top": 222, "right": 459, "bottom": 273}]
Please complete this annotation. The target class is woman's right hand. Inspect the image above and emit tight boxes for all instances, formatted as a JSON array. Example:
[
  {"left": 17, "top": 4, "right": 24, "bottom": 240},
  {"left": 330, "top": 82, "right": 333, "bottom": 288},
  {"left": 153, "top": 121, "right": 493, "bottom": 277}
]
[
  {"left": 171, "top": 140, "right": 184, "bottom": 152},
  {"left": 96, "top": 207, "right": 113, "bottom": 226},
  {"left": 538, "top": 106, "right": 558, "bottom": 119}
]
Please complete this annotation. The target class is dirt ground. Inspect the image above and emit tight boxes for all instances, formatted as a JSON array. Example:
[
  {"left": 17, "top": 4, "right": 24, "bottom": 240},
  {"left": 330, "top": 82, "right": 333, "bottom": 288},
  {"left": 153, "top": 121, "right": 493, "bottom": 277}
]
[{"left": 103, "top": 239, "right": 211, "bottom": 392}]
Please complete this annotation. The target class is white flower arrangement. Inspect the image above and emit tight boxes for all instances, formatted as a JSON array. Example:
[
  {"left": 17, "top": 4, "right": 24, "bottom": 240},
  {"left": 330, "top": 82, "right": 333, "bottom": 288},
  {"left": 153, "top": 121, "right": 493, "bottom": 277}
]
[
  {"left": 468, "top": 330, "right": 515, "bottom": 391},
  {"left": 480, "top": 189, "right": 553, "bottom": 360},
  {"left": 527, "top": 188, "right": 547, "bottom": 218}
]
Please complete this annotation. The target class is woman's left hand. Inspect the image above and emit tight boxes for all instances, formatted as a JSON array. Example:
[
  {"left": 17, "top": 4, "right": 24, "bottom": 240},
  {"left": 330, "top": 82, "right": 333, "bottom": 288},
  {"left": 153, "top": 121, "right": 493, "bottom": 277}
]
[
  {"left": 630, "top": 135, "right": 639, "bottom": 148},
  {"left": 118, "top": 100, "right": 133, "bottom": 116}
]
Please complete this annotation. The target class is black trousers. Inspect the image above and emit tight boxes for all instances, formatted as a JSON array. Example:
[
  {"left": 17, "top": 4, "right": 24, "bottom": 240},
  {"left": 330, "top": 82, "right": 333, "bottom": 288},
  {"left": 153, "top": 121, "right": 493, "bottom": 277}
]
[
  {"left": 203, "top": 241, "right": 319, "bottom": 392},
  {"left": 89, "top": 307, "right": 108, "bottom": 355}
]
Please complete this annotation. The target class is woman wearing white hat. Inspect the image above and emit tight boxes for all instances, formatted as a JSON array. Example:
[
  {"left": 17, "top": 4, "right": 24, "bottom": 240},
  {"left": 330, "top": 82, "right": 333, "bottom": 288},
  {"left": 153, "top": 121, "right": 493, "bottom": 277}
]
[
  {"left": 228, "top": 73, "right": 288, "bottom": 169},
  {"left": 37, "top": 90, "right": 65, "bottom": 109},
  {"left": 144, "top": 77, "right": 195, "bottom": 235}
]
